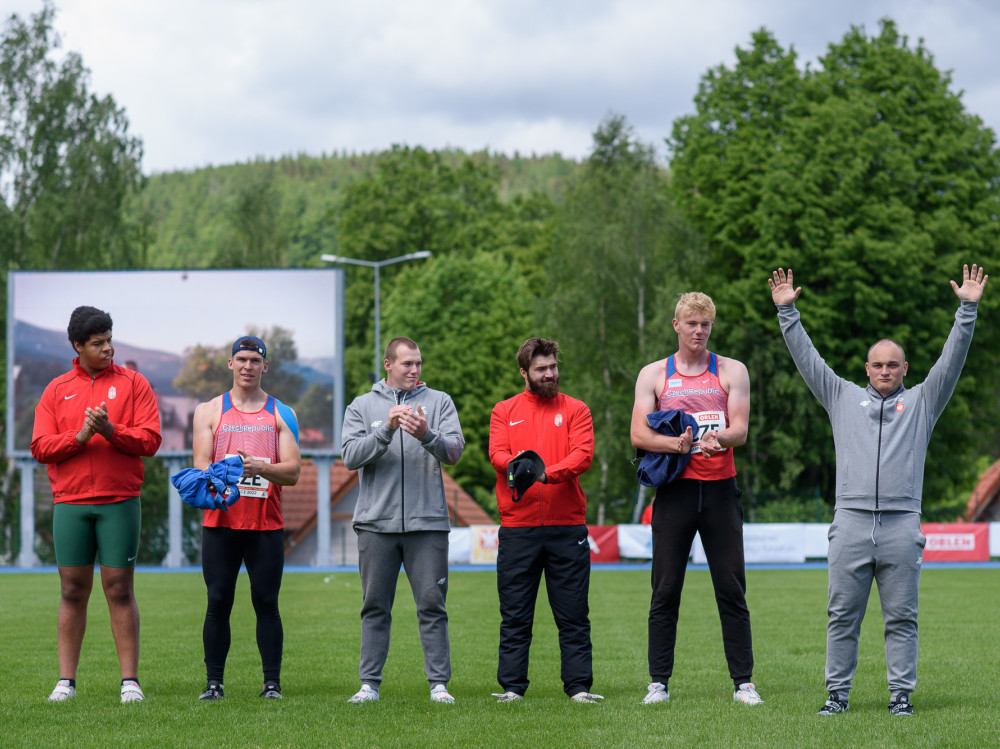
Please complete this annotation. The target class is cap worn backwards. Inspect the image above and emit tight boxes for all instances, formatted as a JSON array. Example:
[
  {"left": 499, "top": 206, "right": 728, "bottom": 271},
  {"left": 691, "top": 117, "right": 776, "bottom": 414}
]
[{"left": 232, "top": 335, "right": 266, "bottom": 359}]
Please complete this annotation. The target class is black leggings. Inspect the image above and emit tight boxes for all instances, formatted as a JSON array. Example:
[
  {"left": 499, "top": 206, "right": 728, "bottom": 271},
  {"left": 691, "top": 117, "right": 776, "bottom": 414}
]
[
  {"left": 647, "top": 477, "right": 753, "bottom": 688},
  {"left": 202, "top": 526, "right": 284, "bottom": 682}
]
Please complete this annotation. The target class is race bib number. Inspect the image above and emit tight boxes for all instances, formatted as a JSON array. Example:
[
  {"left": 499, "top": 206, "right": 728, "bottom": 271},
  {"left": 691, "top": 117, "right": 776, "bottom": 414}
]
[
  {"left": 690, "top": 410, "right": 727, "bottom": 454},
  {"left": 227, "top": 453, "right": 271, "bottom": 498}
]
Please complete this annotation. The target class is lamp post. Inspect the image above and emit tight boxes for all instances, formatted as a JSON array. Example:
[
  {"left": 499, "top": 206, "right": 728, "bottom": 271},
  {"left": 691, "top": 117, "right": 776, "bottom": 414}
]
[{"left": 321, "top": 250, "right": 432, "bottom": 381}]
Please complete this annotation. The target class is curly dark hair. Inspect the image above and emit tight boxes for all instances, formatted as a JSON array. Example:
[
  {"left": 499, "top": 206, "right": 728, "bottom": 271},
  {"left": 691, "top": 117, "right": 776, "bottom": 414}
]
[{"left": 67, "top": 306, "right": 113, "bottom": 347}]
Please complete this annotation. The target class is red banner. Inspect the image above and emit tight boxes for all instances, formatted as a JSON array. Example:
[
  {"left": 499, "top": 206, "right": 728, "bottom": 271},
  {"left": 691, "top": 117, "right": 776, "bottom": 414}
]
[
  {"left": 921, "top": 523, "right": 989, "bottom": 562},
  {"left": 587, "top": 525, "right": 619, "bottom": 563}
]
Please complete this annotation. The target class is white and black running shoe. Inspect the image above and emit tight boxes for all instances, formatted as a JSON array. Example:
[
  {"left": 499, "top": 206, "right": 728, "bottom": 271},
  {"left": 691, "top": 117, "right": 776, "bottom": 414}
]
[{"left": 816, "top": 692, "right": 849, "bottom": 715}]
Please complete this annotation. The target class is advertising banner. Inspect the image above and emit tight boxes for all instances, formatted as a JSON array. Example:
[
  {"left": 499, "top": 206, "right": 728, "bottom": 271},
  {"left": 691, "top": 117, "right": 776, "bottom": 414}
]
[
  {"left": 921, "top": 523, "right": 989, "bottom": 562},
  {"left": 6, "top": 269, "right": 344, "bottom": 458},
  {"left": 617, "top": 524, "right": 653, "bottom": 559},
  {"left": 586, "top": 525, "right": 619, "bottom": 563},
  {"left": 469, "top": 524, "right": 500, "bottom": 564},
  {"left": 448, "top": 528, "right": 472, "bottom": 563}
]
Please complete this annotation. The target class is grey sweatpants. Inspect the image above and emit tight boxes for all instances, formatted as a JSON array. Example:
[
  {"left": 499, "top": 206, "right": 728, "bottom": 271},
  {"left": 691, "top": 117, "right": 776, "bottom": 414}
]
[
  {"left": 356, "top": 529, "right": 451, "bottom": 688},
  {"left": 826, "top": 509, "right": 925, "bottom": 699}
]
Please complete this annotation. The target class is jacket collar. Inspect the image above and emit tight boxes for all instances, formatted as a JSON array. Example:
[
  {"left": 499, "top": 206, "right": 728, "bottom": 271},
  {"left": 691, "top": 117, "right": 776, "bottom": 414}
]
[
  {"left": 866, "top": 382, "right": 905, "bottom": 401},
  {"left": 73, "top": 357, "right": 114, "bottom": 380}
]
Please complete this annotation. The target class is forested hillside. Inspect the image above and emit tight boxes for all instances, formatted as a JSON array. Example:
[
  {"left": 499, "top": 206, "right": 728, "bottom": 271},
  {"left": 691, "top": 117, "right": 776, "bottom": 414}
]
[{"left": 131, "top": 151, "right": 582, "bottom": 269}]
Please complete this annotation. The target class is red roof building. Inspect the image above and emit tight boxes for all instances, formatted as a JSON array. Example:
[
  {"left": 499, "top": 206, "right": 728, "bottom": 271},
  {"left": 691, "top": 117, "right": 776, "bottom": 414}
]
[{"left": 282, "top": 458, "right": 493, "bottom": 565}]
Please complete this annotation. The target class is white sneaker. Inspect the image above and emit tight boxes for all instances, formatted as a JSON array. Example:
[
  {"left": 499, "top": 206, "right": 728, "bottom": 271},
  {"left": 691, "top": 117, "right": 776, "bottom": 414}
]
[
  {"left": 430, "top": 684, "right": 455, "bottom": 704},
  {"left": 492, "top": 691, "right": 523, "bottom": 703},
  {"left": 121, "top": 680, "right": 145, "bottom": 703},
  {"left": 642, "top": 682, "right": 669, "bottom": 704},
  {"left": 733, "top": 682, "right": 763, "bottom": 705},
  {"left": 570, "top": 691, "right": 604, "bottom": 704},
  {"left": 48, "top": 680, "right": 76, "bottom": 702},
  {"left": 348, "top": 684, "right": 379, "bottom": 703}
]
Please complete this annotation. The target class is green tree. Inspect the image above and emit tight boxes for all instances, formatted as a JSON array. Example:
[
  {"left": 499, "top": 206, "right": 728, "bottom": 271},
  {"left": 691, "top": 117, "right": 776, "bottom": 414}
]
[
  {"left": 669, "top": 20, "right": 1000, "bottom": 514},
  {"left": 0, "top": 2, "right": 144, "bottom": 271},
  {"left": 544, "top": 114, "right": 704, "bottom": 523},
  {"left": 380, "top": 253, "right": 534, "bottom": 513},
  {"left": 213, "top": 165, "right": 289, "bottom": 267},
  {"left": 336, "top": 146, "right": 553, "bottom": 399}
]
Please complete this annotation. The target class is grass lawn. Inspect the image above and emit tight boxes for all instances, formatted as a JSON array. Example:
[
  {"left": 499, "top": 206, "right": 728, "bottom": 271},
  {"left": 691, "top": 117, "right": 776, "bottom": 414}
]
[{"left": 0, "top": 567, "right": 996, "bottom": 748}]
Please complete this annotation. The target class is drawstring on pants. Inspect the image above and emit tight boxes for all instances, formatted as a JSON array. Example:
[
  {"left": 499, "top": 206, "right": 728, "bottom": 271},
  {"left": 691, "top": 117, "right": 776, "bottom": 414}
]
[{"left": 870, "top": 511, "right": 881, "bottom": 547}]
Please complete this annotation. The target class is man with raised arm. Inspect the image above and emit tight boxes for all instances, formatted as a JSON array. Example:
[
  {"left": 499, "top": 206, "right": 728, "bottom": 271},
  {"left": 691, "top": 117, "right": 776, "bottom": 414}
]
[
  {"left": 631, "top": 293, "right": 760, "bottom": 706},
  {"left": 769, "top": 264, "right": 988, "bottom": 717},
  {"left": 191, "top": 335, "right": 301, "bottom": 701}
]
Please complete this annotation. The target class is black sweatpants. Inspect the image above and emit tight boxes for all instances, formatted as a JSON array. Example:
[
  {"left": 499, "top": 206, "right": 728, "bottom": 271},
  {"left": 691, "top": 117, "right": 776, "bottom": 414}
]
[
  {"left": 648, "top": 477, "right": 753, "bottom": 689},
  {"left": 497, "top": 524, "right": 593, "bottom": 697},
  {"left": 202, "top": 526, "right": 284, "bottom": 683}
]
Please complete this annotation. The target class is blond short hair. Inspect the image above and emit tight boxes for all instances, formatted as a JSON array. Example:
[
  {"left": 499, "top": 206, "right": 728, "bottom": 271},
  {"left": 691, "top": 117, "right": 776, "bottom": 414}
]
[{"left": 674, "top": 292, "right": 716, "bottom": 322}]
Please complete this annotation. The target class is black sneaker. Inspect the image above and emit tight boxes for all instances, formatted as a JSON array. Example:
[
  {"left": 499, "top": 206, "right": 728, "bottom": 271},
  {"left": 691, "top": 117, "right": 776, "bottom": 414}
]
[
  {"left": 889, "top": 693, "right": 913, "bottom": 716},
  {"left": 260, "top": 680, "right": 283, "bottom": 699},
  {"left": 816, "top": 692, "right": 849, "bottom": 715},
  {"left": 199, "top": 681, "right": 224, "bottom": 701}
]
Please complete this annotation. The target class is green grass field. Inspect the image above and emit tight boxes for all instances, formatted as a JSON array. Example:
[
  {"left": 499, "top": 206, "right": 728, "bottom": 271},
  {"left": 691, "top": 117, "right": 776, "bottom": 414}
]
[{"left": 1, "top": 567, "right": 996, "bottom": 748}]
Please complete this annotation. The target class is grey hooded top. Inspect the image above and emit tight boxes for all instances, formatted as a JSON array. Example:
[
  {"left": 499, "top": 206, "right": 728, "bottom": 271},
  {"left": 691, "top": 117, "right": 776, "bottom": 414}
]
[
  {"left": 776, "top": 300, "right": 978, "bottom": 513},
  {"left": 342, "top": 379, "right": 464, "bottom": 533}
]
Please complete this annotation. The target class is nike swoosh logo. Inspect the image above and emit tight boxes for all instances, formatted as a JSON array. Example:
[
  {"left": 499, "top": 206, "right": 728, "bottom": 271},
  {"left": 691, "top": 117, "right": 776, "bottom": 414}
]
[
  {"left": 577, "top": 539, "right": 587, "bottom": 545},
  {"left": 509, "top": 420, "right": 524, "bottom": 426},
  {"left": 128, "top": 555, "right": 136, "bottom": 562},
  {"left": 258, "top": 416, "right": 266, "bottom": 420},
  {"left": 64, "top": 394, "right": 77, "bottom": 400}
]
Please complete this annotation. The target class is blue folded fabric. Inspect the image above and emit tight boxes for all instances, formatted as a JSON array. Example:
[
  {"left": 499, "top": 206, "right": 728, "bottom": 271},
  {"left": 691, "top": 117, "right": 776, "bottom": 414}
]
[
  {"left": 635, "top": 409, "right": 700, "bottom": 487},
  {"left": 170, "top": 455, "right": 244, "bottom": 510}
]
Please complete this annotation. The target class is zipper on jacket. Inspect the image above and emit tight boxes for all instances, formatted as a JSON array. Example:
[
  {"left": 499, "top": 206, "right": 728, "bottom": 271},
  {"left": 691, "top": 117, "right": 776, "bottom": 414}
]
[
  {"left": 395, "top": 388, "right": 406, "bottom": 533},
  {"left": 874, "top": 397, "right": 884, "bottom": 511}
]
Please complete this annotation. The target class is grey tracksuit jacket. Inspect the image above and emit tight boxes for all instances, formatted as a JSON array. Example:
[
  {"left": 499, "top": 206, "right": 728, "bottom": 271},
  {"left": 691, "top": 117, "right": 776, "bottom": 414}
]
[
  {"left": 777, "top": 301, "right": 978, "bottom": 512},
  {"left": 342, "top": 380, "right": 464, "bottom": 533}
]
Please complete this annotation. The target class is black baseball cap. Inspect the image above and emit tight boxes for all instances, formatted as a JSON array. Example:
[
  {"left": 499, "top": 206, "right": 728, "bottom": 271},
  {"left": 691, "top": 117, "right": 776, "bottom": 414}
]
[
  {"left": 232, "top": 335, "right": 266, "bottom": 359},
  {"left": 507, "top": 450, "right": 546, "bottom": 502}
]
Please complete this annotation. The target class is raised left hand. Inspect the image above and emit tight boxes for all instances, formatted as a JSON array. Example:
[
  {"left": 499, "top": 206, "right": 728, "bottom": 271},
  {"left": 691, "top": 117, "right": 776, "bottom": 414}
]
[{"left": 950, "top": 263, "right": 988, "bottom": 302}]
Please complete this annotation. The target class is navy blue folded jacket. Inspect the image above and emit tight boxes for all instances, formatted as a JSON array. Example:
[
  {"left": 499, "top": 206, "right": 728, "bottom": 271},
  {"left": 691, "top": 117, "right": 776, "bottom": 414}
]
[
  {"left": 170, "top": 455, "right": 244, "bottom": 511},
  {"left": 634, "top": 409, "right": 699, "bottom": 487}
]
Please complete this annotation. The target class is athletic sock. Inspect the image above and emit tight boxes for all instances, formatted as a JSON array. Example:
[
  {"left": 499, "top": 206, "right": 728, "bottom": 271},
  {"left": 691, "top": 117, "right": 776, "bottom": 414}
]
[{"left": 59, "top": 678, "right": 76, "bottom": 688}]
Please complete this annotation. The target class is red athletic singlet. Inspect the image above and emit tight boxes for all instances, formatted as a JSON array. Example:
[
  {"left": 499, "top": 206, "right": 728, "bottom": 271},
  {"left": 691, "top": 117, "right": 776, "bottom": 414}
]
[
  {"left": 656, "top": 353, "right": 736, "bottom": 481},
  {"left": 203, "top": 392, "right": 284, "bottom": 531}
]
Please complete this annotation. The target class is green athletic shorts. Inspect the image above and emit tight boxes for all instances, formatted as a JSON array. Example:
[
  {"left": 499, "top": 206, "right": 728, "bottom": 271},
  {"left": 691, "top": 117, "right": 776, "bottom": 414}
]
[{"left": 52, "top": 497, "right": 141, "bottom": 568}]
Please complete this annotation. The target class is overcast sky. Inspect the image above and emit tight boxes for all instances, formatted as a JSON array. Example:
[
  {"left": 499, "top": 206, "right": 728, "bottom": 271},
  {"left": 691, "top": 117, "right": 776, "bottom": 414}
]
[{"left": 6, "top": 0, "right": 999, "bottom": 175}]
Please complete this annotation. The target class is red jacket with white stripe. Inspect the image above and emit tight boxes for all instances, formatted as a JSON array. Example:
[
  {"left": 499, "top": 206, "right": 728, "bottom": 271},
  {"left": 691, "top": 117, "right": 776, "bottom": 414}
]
[
  {"left": 489, "top": 390, "right": 593, "bottom": 527},
  {"left": 31, "top": 359, "right": 162, "bottom": 503}
]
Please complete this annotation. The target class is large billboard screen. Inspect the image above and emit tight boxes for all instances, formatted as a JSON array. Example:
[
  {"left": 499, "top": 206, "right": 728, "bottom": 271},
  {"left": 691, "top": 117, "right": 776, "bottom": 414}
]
[{"left": 7, "top": 269, "right": 344, "bottom": 458}]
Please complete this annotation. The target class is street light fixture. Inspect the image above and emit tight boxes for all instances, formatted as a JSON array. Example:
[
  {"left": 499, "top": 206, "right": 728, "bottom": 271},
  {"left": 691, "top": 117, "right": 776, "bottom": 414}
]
[{"left": 321, "top": 251, "right": 432, "bottom": 381}]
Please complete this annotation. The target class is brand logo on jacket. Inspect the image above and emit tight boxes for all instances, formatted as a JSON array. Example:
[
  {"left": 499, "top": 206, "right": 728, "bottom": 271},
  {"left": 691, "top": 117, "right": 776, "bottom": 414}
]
[
  {"left": 554, "top": 414, "right": 563, "bottom": 426},
  {"left": 896, "top": 402, "right": 905, "bottom": 412},
  {"left": 860, "top": 400, "right": 870, "bottom": 407},
  {"left": 371, "top": 420, "right": 383, "bottom": 428},
  {"left": 107, "top": 386, "right": 117, "bottom": 399}
]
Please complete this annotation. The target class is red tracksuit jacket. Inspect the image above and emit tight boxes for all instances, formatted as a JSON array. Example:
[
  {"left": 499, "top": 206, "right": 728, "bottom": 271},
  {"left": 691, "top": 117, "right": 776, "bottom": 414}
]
[
  {"left": 31, "top": 359, "right": 162, "bottom": 503},
  {"left": 489, "top": 389, "right": 594, "bottom": 527}
]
